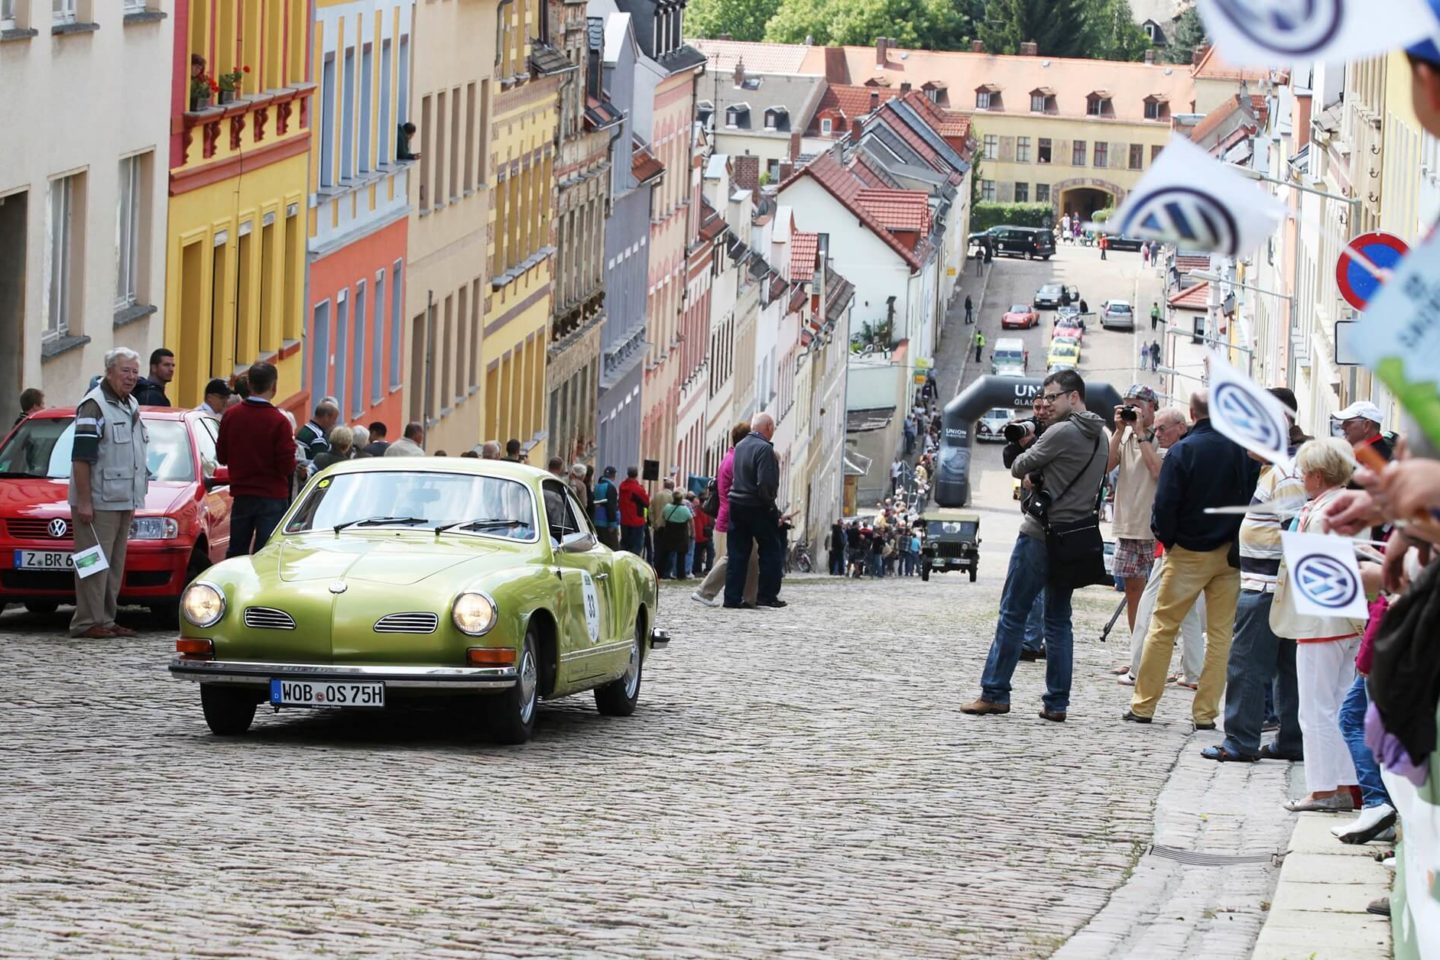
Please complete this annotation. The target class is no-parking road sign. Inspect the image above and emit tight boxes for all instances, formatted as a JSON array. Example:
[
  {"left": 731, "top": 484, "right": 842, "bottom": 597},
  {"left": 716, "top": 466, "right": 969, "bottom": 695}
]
[{"left": 1336, "top": 231, "right": 1409, "bottom": 310}]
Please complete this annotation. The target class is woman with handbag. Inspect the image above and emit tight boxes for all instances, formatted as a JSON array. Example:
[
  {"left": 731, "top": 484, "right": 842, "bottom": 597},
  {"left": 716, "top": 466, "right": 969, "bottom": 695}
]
[
  {"left": 1273, "top": 439, "right": 1370, "bottom": 813},
  {"left": 655, "top": 490, "right": 693, "bottom": 580}
]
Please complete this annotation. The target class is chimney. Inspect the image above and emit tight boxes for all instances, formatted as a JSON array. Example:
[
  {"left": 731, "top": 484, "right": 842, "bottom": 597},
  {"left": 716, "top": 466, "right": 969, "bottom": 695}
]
[
  {"left": 900, "top": 81, "right": 911, "bottom": 93},
  {"left": 971, "top": 39, "right": 985, "bottom": 53},
  {"left": 1018, "top": 41, "right": 1038, "bottom": 56},
  {"left": 850, "top": 118, "right": 863, "bottom": 141},
  {"left": 1193, "top": 43, "right": 1209, "bottom": 66},
  {"left": 789, "top": 131, "right": 801, "bottom": 160},
  {"left": 876, "top": 36, "right": 888, "bottom": 66},
  {"left": 869, "top": 90, "right": 879, "bottom": 111},
  {"left": 1143, "top": 49, "right": 1155, "bottom": 64},
  {"left": 733, "top": 56, "right": 745, "bottom": 88},
  {"left": 778, "top": 161, "right": 794, "bottom": 183}
]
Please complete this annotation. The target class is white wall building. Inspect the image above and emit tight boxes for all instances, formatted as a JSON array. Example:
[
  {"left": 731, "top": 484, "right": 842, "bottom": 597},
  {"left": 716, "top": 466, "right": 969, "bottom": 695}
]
[{"left": 0, "top": 0, "right": 173, "bottom": 420}]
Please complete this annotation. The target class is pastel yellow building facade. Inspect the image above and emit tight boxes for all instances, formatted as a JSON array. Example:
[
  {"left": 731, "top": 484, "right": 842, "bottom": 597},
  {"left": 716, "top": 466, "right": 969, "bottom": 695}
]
[
  {"left": 481, "top": 0, "right": 559, "bottom": 461},
  {"left": 165, "top": 0, "right": 313, "bottom": 412}
]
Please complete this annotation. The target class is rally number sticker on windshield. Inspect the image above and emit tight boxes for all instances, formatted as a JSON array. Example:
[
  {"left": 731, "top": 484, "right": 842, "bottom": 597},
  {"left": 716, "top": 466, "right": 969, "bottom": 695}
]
[{"left": 580, "top": 571, "right": 601, "bottom": 643}]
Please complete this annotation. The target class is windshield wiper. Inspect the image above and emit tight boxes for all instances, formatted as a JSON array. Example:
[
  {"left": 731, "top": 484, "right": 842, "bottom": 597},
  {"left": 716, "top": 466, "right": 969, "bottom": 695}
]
[
  {"left": 0, "top": 471, "right": 42, "bottom": 478},
  {"left": 434, "top": 518, "right": 526, "bottom": 535},
  {"left": 333, "top": 515, "right": 429, "bottom": 533}
]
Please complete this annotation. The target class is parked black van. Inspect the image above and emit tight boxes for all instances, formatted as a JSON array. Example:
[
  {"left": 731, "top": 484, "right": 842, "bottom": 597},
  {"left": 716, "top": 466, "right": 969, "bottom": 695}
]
[{"left": 990, "top": 226, "right": 1055, "bottom": 261}]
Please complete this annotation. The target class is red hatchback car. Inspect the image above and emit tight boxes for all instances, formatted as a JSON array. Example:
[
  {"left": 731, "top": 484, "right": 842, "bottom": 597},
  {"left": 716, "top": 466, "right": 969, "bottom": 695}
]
[
  {"left": 0, "top": 408, "right": 232, "bottom": 620},
  {"left": 1001, "top": 304, "right": 1039, "bottom": 329}
]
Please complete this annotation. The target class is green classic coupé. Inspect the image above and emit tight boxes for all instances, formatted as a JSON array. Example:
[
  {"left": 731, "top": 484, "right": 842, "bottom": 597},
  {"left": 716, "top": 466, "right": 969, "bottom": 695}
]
[{"left": 168, "top": 458, "right": 668, "bottom": 744}]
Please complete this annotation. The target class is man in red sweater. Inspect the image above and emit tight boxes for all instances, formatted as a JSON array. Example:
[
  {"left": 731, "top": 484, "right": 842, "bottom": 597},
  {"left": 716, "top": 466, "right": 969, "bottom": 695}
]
[{"left": 217, "top": 361, "right": 297, "bottom": 556}]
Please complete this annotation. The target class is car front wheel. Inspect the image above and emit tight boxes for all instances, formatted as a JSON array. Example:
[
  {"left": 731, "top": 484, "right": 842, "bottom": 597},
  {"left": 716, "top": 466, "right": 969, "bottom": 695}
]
[
  {"left": 200, "top": 684, "right": 257, "bottom": 736},
  {"left": 595, "top": 620, "right": 644, "bottom": 717},
  {"left": 483, "top": 629, "right": 539, "bottom": 744}
]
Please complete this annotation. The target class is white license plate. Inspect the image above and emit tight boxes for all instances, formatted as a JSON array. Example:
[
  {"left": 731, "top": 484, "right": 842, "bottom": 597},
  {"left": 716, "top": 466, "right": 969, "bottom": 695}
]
[
  {"left": 269, "top": 679, "right": 385, "bottom": 709},
  {"left": 16, "top": 549, "right": 73, "bottom": 571}
]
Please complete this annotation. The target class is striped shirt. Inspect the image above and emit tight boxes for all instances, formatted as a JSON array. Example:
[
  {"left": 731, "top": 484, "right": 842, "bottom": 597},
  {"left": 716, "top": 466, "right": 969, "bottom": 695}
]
[{"left": 1238, "top": 455, "right": 1306, "bottom": 593}]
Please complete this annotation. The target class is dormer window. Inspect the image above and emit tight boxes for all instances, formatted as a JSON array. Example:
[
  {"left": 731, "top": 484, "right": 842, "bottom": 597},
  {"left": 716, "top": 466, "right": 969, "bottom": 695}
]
[
  {"left": 820, "top": 117, "right": 833, "bottom": 136},
  {"left": 1029, "top": 87, "right": 1055, "bottom": 113},
  {"left": 1086, "top": 91, "right": 1114, "bottom": 117},
  {"left": 698, "top": 100, "right": 714, "bottom": 128},
  {"left": 975, "top": 84, "right": 1002, "bottom": 110},
  {"left": 725, "top": 104, "right": 750, "bottom": 129},
  {"left": 922, "top": 80, "right": 948, "bottom": 105},
  {"left": 1143, "top": 94, "right": 1170, "bottom": 120},
  {"left": 763, "top": 107, "right": 788, "bottom": 131}
]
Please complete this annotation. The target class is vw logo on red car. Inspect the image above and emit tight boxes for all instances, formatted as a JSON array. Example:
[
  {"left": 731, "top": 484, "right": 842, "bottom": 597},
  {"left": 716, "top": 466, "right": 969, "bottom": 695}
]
[{"left": 48, "top": 518, "right": 68, "bottom": 539}]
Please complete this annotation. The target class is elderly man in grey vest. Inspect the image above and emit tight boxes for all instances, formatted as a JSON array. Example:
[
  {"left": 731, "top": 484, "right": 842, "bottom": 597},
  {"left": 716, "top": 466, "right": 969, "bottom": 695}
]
[{"left": 69, "top": 347, "right": 149, "bottom": 638}]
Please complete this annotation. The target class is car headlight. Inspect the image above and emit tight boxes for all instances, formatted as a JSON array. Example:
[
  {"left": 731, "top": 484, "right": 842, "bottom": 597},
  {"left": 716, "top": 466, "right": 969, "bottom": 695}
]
[
  {"left": 181, "top": 581, "right": 225, "bottom": 628},
  {"left": 130, "top": 516, "right": 179, "bottom": 540},
  {"left": 452, "top": 592, "right": 498, "bottom": 636}
]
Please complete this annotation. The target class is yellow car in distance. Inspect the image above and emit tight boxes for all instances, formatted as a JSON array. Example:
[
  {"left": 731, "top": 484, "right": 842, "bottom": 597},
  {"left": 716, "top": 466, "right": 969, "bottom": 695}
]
[{"left": 1046, "top": 338, "right": 1081, "bottom": 372}]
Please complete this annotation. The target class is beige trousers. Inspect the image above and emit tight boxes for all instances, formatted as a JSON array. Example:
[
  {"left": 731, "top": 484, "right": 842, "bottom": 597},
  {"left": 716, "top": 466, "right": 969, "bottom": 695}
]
[
  {"left": 70, "top": 509, "right": 133, "bottom": 636},
  {"left": 697, "top": 532, "right": 758, "bottom": 604}
]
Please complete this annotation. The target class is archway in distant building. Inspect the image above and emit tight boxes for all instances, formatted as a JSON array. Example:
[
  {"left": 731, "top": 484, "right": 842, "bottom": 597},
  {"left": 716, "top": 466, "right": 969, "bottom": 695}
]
[{"left": 1054, "top": 178, "right": 1125, "bottom": 222}]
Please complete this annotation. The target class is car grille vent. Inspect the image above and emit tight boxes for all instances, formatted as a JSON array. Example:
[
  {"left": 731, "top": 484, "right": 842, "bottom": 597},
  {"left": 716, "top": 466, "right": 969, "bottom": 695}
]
[
  {"left": 374, "top": 612, "right": 439, "bottom": 634},
  {"left": 243, "top": 607, "right": 297, "bottom": 630}
]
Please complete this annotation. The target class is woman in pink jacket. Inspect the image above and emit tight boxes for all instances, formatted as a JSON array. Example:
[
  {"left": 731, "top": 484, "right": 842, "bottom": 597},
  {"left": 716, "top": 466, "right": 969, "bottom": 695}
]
[{"left": 693, "top": 421, "right": 758, "bottom": 606}]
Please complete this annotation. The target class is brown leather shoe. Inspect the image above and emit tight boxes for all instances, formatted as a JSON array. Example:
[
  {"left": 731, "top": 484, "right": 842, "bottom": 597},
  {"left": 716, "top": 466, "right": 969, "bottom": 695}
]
[
  {"left": 1038, "top": 708, "right": 1067, "bottom": 722},
  {"left": 960, "top": 699, "right": 1010, "bottom": 715},
  {"left": 73, "top": 625, "right": 115, "bottom": 639},
  {"left": 107, "top": 624, "right": 138, "bottom": 637}
]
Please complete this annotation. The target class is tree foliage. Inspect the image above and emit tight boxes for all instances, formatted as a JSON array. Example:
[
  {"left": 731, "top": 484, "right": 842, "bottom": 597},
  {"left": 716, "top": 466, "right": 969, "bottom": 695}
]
[
  {"left": 976, "top": 0, "right": 1096, "bottom": 58},
  {"left": 763, "top": 0, "right": 968, "bottom": 48},
  {"left": 1089, "top": 0, "right": 1152, "bottom": 61},
  {"left": 688, "top": 0, "right": 779, "bottom": 43},
  {"left": 971, "top": 201, "right": 1054, "bottom": 232},
  {"left": 1163, "top": 7, "right": 1209, "bottom": 64}
]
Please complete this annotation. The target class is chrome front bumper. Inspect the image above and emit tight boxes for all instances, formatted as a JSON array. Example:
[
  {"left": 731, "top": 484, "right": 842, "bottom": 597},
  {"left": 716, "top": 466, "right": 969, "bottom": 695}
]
[{"left": 168, "top": 658, "right": 517, "bottom": 689}]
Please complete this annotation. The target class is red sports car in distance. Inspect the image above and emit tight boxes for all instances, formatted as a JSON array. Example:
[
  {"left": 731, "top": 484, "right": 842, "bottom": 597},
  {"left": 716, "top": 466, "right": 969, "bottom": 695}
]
[
  {"left": 1001, "top": 304, "right": 1039, "bottom": 329},
  {"left": 0, "top": 408, "right": 232, "bottom": 622}
]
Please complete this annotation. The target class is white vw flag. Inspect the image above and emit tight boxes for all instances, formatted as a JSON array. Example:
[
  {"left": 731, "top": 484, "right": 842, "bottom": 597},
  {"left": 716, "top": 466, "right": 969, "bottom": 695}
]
[
  {"left": 1206, "top": 349, "right": 1294, "bottom": 463},
  {"left": 1198, "top": 0, "right": 1439, "bottom": 67},
  {"left": 1280, "top": 531, "right": 1371, "bottom": 620},
  {"left": 1103, "top": 137, "right": 1284, "bottom": 258}
]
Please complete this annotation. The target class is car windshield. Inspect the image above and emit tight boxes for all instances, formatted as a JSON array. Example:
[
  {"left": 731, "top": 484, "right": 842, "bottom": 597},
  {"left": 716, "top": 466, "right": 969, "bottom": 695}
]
[
  {"left": 926, "top": 519, "right": 978, "bottom": 538},
  {"left": 1108, "top": 302, "right": 1133, "bottom": 313},
  {"left": 284, "top": 470, "right": 538, "bottom": 541},
  {"left": 0, "top": 416, "right": 195, "bottom": 482},
  {"left": 1010, "top": 304, "right": 1028, "bottom": 312},
  {"left": 984, "top": 408, "right": 1011, "bottom": 420},
  {"left": 1039, "top": 285, "right": 1060, "bottom": 295}
]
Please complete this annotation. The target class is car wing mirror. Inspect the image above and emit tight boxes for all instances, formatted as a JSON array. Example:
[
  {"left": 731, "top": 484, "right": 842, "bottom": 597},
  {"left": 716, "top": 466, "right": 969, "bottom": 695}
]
[
  {"left": 559, "top": 531, "right": 596, "bottom": 553},
  {"left": 204, "top": 465, "right": 231, "bottom": 491}
]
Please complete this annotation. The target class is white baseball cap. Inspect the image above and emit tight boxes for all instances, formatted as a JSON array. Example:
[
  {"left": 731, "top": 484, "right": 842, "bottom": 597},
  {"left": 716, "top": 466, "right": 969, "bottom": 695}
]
[{"left": 1332, "top": 401, "right": 1384, "bottom": 426}]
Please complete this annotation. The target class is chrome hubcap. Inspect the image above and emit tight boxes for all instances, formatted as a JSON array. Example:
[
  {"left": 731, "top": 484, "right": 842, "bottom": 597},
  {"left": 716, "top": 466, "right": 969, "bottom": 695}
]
[
  {"left": 518, "top": 646, "right": 537, "bottom": 723},
  {"left": 622, "top": 637, "right": 640, "bottom": 698}
]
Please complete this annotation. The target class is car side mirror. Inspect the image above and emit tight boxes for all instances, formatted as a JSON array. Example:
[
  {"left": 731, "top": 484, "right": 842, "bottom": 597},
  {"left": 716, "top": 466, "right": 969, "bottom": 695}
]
[
  {"left": 559, "top": 531, "right": 596, "bottom": 553},
  {"left": 204, "top": 465, "right": 231, "bottom": 491}
]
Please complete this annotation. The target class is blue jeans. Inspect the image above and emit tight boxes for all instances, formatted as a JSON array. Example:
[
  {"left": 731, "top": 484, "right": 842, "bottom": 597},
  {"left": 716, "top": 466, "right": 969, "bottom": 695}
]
[
  {"left": 620, "top": 525, "right": 645, "bottom": 556},
  {"left": 684, "top": 541, "right": 696, "bottom": 577},
  {"left": 870, "top": 553, "right": 884, "bottom": 577},
  {"left": 1341, "top": 675, "right": 1390, "bottom": 808},
  {"left": 979, "top": 534, "right": 1075, "bottom": 712},
  {"left": 1220, "top": 590, "right": 1302, "bottom": 757},
  {"left": 227, "top": 496, "right": 288, "bottom": 557},
  {"left": 829, "top": 550, "right": 844, "bottom": 575},
  {"left": 1022, "top": 588, "right": 1045, "bottom": 653}
]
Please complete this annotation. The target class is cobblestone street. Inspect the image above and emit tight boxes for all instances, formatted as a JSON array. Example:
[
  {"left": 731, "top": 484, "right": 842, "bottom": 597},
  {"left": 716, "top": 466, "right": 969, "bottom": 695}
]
[{"left": 0, "top": 531, "right": 1207, "bottom": 959}]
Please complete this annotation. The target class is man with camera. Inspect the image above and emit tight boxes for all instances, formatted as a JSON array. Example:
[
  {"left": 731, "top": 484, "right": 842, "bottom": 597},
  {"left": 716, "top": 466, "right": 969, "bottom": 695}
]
[
  {"left": 1107, "top": 385, "right": 1164, "bottom": 633},
  {"left": 1004, "top": 395, "right": 1050, "bottom": 661},
  {"left": 963, "top": 370, "right": 1109, "bottom": 722}
]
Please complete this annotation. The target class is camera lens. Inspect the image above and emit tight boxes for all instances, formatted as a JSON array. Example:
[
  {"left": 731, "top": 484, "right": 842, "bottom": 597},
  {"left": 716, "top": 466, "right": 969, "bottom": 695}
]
[{"left": 1121, "top": 407, "right": 1138, "bottom": 422}]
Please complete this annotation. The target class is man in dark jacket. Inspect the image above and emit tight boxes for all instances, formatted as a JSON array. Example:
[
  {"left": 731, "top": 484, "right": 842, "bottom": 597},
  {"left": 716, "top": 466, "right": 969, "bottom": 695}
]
[
  {"left": 1127, "top": 390, "right": 1261, "bottom": 726},
  {"left": 133, "top": 348, "right": 175, "bottom": 407},
  {"left": 591, "top": 466, "right": 621, "bottom": 549},
  {"left": 963, "top": 370, "right": 1108, "bottom": 722},
  {"left": 216, "top": 362, "right": 297, "bottom": 556},
  {"left": 725, "top": 412, "right": 784, "bottom": 609}
]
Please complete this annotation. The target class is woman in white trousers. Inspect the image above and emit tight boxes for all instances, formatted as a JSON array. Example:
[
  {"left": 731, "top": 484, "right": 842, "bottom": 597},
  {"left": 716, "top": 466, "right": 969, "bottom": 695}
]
[{"left": 1279, "top": 439, "right": 1365, "bottom": 813}]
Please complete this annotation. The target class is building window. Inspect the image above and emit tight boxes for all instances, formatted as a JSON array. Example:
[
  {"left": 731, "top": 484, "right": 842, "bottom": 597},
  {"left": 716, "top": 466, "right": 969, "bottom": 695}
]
[
  {"left": 389, "top": 261, "right": 403, "bottom": 389},
  {"left": 1071, "top": 140, "right": 1087, "bottom": 166},
  {"left": 359, "top": 43, "right": 373, "bottom": 174},
  {"left": 320, "top": 54, "right": 336, "bottom": 188},
  {"left": 1038, "top": 138, "right": 1052, "bottom": 164},
  {"left": 379, "top": 39, "right": 393, "bottom": 165},
  {"left": 975, "top": 90, "right": 991, "bottom": 110},
  {"left": 372, "top": 270, "right": 385, "bottom": 404},
  {"left": 1036, "top": 183, "right": 1050, "bottom": 203},
  {"left": 1086, "top": 95, "right": 1105, "bottom": 116},
  {"left": 983, "top": 134, "right": 997, "bottom": 160},
  {"left": 2, "top": 0, "right": 16, "bottom": 28},
  {"left": 820, "top": 117, "right": 832, "bottom": 136},
  {"left": 1014, "top": 182, "right": 1029, "bottom": 203},
  {"left": 352, "top": 280, "right": 367, "bottom": 418},
  {"left": 1030, "top": 93, "right": 1045, "bottom": 112},
  {"left": 1129, "top": 143, "right": 1144, "bottom": 170},
  {"left": 115, "top": 154, "right": 148, "bottom": 311},
  {"left": 1016, "top": 136, "right": 1031, "bottom": 163},
  {"left": 311, "top": 300, "right": 331, "bottom": 400},
  {"left": 53, "top": 0, "right": 76, "bottom": 25},
  {"left": 341, "top": 47, "right": 356, "bottom": 182},
  {"left": 334, "top": 290, "right": 350, "bottom": 414},
  {"left": 123, "top": 0, "right": 146, "bottom": 12},
  {"left": 980, "top": 179, "right": 995, "bottom": 201},
  {"left": 44, "top": 173, "right": 80, "bottom": 340},
  {"left": 1094, "top": 142, "right": 1108, "bottom": 168},
  {"left": 1152, "top": 144, "right": 1164, "bottom": 162}
]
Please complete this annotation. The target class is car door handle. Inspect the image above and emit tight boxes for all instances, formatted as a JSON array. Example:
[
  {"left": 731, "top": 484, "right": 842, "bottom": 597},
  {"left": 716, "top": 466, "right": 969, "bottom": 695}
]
[{"left": 594, "top": 573, "right": 609, "bottom": 581}]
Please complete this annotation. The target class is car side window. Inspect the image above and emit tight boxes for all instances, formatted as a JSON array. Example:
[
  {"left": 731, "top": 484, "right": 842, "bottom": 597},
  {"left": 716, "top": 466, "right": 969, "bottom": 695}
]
[
  {"left": 542, "top": 479, "right": 581, "bottom": 543},
  {"left": 192, "top": 417, "right": 218, "bottom": 478}
]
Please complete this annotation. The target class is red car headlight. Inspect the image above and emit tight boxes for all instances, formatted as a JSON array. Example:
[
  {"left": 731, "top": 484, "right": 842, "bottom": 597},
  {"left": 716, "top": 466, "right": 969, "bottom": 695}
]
[{"left": 130, "top": 516, "right": 179, "bottom": 540}]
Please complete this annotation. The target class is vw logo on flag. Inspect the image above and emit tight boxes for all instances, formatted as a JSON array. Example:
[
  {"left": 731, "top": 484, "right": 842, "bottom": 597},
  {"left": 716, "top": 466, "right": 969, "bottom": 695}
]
[
  {"left": 1294, "top": 554, "right": 1360, "bottom": 609},
  {"left": 1212, "top": 382, "right": 1285, "bottom": 451},
  {"left": 1119, "top": 187, "right": 1241, "bottom": 256},
  {"left": 48, "top": 518, "right": 68, "bottom": 538},
  {"left": 1210, "top": 0, "right": 1343, "bottom": 55}
]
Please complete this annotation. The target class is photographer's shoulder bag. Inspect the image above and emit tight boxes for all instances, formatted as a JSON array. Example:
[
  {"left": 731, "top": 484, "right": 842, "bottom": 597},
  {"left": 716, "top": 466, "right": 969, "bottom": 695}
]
[{"left": 1044, "top": 437, "right": 1110, "bottom": 591}]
